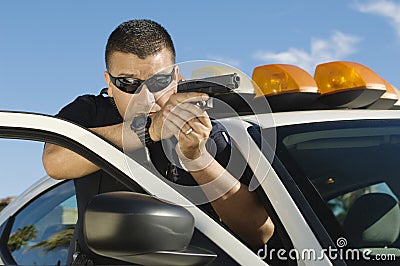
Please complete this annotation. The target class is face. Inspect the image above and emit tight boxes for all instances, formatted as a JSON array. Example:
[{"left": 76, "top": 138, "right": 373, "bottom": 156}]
[{"left": 104, "top": 48, "right": 176, "bottom": 118}]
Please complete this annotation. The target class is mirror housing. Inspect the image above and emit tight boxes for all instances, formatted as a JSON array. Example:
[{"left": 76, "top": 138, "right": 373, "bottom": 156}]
[{"left": 84, "top": 192, "right": 216, "bottom": 265}]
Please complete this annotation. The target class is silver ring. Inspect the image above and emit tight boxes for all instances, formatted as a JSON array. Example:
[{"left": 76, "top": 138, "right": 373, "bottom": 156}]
[{"left": 184, "top": 127, "right": 193, "bottom": 135}]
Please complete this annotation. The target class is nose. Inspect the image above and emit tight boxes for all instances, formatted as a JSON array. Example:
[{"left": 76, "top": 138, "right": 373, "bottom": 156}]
[
  {"left": 132, "top": 84, "right": 158, "bottom": 114},
  {"left": 137, "top": 84, "right": 154, "bottom": 99},
  {"left": 153, "top": 81, "right": 178, "bottom": 106}
]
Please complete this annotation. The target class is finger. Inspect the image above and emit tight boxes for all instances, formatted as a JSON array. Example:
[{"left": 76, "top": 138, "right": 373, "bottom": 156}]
[
  {"left": 180, "top": 124, "right": 195, "bottom": 138},
  {"left": 163, "top": 102, "right": 203, "bottom": 129},
  {"left": 174, "top": 102, "right": 205, "bottom": 113},
  {"left": 166, "top": 106, "right": 210, "bottom": 139},
  {"left": 186, "top": 120, "right": 211, "bottom": 138},
  {"left": 165, "top": 110, "right": 199, "bottom": 132},
  {"left": 195, "top": 111, "right": 212, "bottom": 129},
  {"left": 153, "top": 108, "right": 182, "bottom": 138},
  {"left": 169, "top": 92, "right": 209, "bottom": 105},
  {"left": 159, "top": 116, "right": 181, "bottom": 139},
  {"left": 179, "top": 125, "right": 202, "bottom": 141},
  {"left": 172, "top": 103, "right": 205, "bottom": 122},
  {"left": 176, "top": 108, "right": 211, "bottom": 132}
]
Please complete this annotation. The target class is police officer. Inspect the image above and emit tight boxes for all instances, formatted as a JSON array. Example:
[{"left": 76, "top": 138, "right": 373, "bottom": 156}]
[{"left": 42, "top": 19, "right": 274, "bottom": 264}]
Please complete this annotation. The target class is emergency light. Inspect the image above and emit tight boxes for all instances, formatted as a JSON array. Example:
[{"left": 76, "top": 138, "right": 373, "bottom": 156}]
[
  {"left": 251, "top": 61, "right": 398, "bottom": 111},
  {"left": 252, "top": 64, "right": 318, "bottom": 97},
  {"left": 252, "top": 64, "right": 320, "bottom": 111},
  {"left": 314, "top": 61, "right": 387, "bottom": 108}
]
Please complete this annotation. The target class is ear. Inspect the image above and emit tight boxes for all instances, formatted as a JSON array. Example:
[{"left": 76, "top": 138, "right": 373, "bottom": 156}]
[{"left": 104, "top": 71, "right": 113, "bottom": 97}]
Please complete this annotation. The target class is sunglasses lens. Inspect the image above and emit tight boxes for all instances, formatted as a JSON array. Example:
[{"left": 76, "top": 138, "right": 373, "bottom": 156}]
[
  {"left": 120, "top": 84, "right": 140, "bottom": 93},
  {"left": 146, "top": 76, "right": 173, "bottom": 92},
  {"left": 115, "top": 78, "right": 142, "bottom": 94}
]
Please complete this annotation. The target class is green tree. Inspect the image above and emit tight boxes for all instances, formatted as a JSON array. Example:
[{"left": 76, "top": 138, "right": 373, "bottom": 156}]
[
  {"left": 31, "top": 225, "right": 74, "bottom": 252},
  {"left": 8, "top": 225, "right": 38, "bottom": 252}
]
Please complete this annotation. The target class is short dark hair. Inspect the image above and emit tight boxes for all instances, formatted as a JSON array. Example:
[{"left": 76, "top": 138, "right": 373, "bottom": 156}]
[{"left": 105, "top": 19, "right": 176, "bottom": 70}]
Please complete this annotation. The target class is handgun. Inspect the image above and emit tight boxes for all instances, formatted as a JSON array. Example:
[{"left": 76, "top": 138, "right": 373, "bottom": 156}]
[{"left": 177, "top": 73, "right": 240, "bottom": 109}]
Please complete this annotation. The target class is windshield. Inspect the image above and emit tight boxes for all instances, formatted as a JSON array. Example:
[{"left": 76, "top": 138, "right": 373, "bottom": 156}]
[{"left": 272, "top": 119, "right": 400, "bottom": 260}]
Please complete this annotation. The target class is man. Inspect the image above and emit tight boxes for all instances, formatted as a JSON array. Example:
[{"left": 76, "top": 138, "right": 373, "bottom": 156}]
[{"left": 42, "top": 19, "right": 274, "bottom": 264}]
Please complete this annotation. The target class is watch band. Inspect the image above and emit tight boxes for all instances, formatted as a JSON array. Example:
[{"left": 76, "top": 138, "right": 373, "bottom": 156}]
[
  {"left": 144, "top": 117, "right": 156, "bottom": 147},
  {"left": 131, "top": 116, "right": 155, "bottom": 148}
]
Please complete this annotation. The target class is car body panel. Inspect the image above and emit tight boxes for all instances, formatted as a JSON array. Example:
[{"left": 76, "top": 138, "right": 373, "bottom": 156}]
[{"left": 240, "top": 110, "right": 400, "bottom": 129}]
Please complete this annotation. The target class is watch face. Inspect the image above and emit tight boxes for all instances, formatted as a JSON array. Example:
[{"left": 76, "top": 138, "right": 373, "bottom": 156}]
[{"left": 131, "top": 114, "right": 147, "bottom": 130}]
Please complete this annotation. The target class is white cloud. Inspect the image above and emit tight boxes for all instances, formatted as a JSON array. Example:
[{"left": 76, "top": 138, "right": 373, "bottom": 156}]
[
  {"left": 253, "top": 31, "right": 362, "bottom": 73},
  {"left": 353, "top": 0, "right": 400, "bottom": 37}
]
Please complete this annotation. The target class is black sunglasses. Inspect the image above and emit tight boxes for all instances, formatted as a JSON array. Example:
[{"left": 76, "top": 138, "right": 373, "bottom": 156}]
[{"left": 108, "top": 67, "right": 175, "bottom": 94}]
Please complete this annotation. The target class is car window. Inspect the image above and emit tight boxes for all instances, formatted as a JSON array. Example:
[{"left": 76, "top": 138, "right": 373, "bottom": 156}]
[
  {"left": 277, "top": 120, "right": 400, "bottom": 262},
  {"left": 7, "top": 180, "right": 76, "bottom": 266},
  {"left": 327, "top": 182, "right": 398, "bottom": 225}
]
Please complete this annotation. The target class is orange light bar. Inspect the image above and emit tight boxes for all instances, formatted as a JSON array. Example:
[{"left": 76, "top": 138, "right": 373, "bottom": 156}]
[
  {"left": 314, "top": 61, "right": 386, "bottom": 95},
  {"left": 381, "top": 80, "right": 399, "bottom": 101},
  {"left": 314, "top": 61, "right": 387, "bottom": 108},
  {"left": 252, "top": 64, "right": 318, "bottom": 97},
  {"left": 389, "top": 84, "right": 400, "bottom": 110},
  {"left": 366, "top": 80, "right": 399, "bottom": 109}
]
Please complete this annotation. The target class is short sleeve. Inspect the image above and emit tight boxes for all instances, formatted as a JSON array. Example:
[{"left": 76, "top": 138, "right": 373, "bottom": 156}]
[
  {"left": 55, "top": 95, "right": 97, "bottom": 128},
  {"left": 207, "top": 121, "right": 231, "bottom": 168},
  {"left": 208, "top": 121, "right": 254, "bottom": 186}
]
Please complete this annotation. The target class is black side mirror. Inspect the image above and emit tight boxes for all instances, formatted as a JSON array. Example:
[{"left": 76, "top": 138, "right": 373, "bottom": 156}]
[{"left": 84, "top": 191, "right": 216, "bottom": 265}]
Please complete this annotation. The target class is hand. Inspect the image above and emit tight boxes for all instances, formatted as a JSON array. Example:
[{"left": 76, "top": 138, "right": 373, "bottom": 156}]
[
  {"left": 176, "top": 108, "right": 212, "bottom": 160},
  {"left": 173, "top": 95, "right": 214, "bottom": 171},
  {"left": 149, "top": 92, "right": 211, "bottom": 145}
]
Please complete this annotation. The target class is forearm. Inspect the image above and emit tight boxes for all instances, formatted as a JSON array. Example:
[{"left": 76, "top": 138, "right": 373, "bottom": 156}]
[
  {"left": 43, "top": 123, "right": 144, "bottom": 179},
  {"left": 43, "top": 143, "right": 100, "bottom": 179},
  {"left": 189, "top": 159, "right": 274, "bottom": 247}
]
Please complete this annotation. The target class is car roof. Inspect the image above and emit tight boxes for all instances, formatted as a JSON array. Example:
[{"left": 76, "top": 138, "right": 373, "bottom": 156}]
[{"left": 219, "top": 109, "right": 400, "bottom": 129}]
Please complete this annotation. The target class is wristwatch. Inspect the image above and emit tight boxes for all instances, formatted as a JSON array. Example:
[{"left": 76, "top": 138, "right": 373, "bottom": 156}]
[{"left": 130, "top": 114, "right": 155, "bottom": 148}]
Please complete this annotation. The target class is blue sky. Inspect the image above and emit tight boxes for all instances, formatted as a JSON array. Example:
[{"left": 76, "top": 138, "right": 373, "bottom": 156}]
[{"left": 1, "top": 0, "right": 400, "bottom": 198}]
